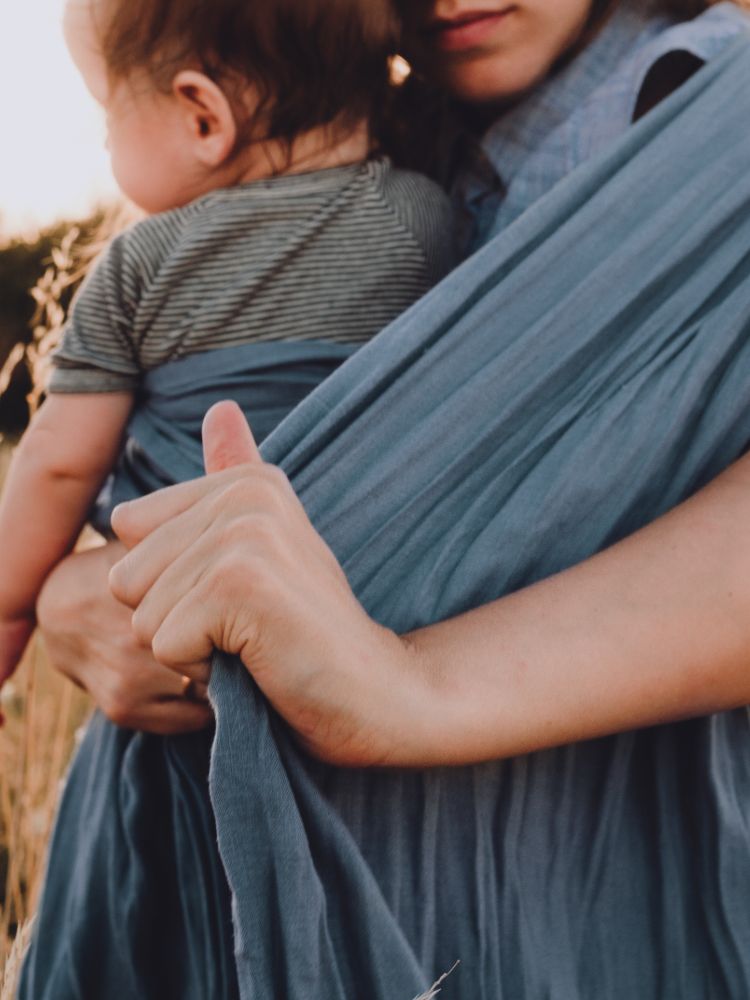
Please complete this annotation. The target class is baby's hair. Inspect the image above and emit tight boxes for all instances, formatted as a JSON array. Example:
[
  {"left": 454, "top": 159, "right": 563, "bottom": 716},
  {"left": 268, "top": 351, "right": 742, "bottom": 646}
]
[{"left": 98, "top": 0, "right": 399, "bottom": 147}]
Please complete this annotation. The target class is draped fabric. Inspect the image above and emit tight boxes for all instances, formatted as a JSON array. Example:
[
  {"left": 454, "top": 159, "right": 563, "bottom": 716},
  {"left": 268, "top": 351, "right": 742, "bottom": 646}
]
[
  {"left": 21, "top": 38, "right": 750, "bottom": 1000},
  {"left": 89, "top": 341, "right": 357, "bottom": 531}
]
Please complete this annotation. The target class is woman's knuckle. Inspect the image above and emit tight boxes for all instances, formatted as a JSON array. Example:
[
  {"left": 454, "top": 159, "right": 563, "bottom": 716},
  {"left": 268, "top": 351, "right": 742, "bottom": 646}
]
[
  {"left": 250, "top": 469, "right": 282, "bottom": 507},
  {"left": 109, "top": 504, "right": 137, "bottom": 547},
  {"left": 266, "top": 464, "right": 291, "bottom": 493},
  {"left": 223, "top": 477, "right": 257, "bottom": 508},
  {"left": 151, "top": 631, "right": 177, "bottom": 667},
  {"left": 214, "top": 469, "right": 289, "bottom": 521},
  {"left": 249, "top": 513, "right": 277, "bottom": 550},
  {"left": 218, "top": 553, "right": 253, "bottom": 595},
  {"left": 107, "top": 563, "right": 128, "bottom": 602},
  {"left": 219, "top": 515, "right": 250, "bottom": 549},
  {"left": 103, "top": 687, "right": 133, "bottom": 727},
  {"left": 216, "top": 514, "right": 275, "bottom": 563},
  {"left": 130, "top": 607, "right": 155, "bottom": 646}
]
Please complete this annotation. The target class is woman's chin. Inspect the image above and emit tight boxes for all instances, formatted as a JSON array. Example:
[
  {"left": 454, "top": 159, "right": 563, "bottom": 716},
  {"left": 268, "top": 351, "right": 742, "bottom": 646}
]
[{"left": 437, "top": 54, "right": 548, "bottom": 106}]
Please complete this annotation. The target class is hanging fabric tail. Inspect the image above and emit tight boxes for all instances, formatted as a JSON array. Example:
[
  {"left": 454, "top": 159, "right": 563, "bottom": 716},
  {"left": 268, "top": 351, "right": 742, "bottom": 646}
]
[{"left": 207, "top": 36, "right": 750, "bottom": 1000}]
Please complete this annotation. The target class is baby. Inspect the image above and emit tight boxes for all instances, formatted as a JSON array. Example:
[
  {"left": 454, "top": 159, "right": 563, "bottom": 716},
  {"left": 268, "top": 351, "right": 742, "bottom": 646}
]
[{"left": 0, "top": 0, "right": 454, "bottom": 687}]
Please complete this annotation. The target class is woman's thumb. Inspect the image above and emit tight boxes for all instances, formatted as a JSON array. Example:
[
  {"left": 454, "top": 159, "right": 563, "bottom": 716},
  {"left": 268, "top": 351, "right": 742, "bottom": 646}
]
[{"left": 202, "top": 401, "right": 261, "bottom": 474}]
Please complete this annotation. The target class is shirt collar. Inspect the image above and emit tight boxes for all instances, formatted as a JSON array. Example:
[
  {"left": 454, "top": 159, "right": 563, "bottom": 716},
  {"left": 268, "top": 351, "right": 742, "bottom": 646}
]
[
  {"left": 456, "top": 1, "right": 750, "bottom": 249},
  {"left": 480, "top": 2, "right": 672, "bottom": 184}
]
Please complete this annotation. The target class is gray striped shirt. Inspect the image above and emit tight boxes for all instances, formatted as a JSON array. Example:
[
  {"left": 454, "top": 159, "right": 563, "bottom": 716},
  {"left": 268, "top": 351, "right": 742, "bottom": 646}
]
[{"left": 49, "top": 158, "right": 455, "bottom": 393}]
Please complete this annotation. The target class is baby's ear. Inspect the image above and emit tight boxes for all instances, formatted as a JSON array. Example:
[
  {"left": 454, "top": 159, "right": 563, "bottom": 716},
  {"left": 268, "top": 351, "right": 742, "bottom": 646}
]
[{"left": 172, "top": 69, "right": 237, "bottom": 167}]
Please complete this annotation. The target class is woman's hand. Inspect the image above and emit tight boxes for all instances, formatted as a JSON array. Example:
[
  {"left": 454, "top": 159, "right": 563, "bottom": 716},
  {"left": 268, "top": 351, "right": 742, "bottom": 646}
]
[
  {"left": 37, "top": 543, "right": 213, "bottom": 735},
  {"left": 109, "top": 402, "right": 443, "bottom": 767},
  {"left": 110, "top": 401, "right": 750, "bottom": 769}
]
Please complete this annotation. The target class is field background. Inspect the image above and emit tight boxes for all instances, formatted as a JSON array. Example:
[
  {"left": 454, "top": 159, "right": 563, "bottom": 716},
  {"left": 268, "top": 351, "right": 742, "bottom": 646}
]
[
  {"left": 0, "top": 217, "right": 107, "bottom": 994},
  {"left": 0, "top": 437, "right": 92, "bottom": 994}
]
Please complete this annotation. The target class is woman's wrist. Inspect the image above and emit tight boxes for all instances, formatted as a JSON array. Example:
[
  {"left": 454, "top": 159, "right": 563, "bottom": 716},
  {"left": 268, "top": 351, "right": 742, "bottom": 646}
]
[
  {"left": 312, "top": 619, "right": 453, "bottom": 769},
  {"left": 338, "top": 621, "right": 477, "bottom": 770},
  {"left": 392, "top": 622, "right": 486, "bottom": 767}
]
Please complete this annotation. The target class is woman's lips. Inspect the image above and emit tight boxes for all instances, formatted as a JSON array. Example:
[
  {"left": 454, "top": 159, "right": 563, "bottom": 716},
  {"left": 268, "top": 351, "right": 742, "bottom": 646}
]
[{"left": 429, "top": 8, "right": 515, "bottom": 52}]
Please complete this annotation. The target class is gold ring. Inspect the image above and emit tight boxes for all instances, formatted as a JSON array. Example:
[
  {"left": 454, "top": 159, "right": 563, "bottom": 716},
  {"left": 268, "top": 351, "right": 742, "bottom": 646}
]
[{"left": 181, "top": 676, "right": 204, "bottom": 703}]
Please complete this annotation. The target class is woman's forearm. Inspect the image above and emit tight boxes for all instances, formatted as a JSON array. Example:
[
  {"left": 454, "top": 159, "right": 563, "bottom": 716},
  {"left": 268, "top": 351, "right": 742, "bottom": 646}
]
[{"left": 409, "top": 452, "right": 750, "bottom": 765}]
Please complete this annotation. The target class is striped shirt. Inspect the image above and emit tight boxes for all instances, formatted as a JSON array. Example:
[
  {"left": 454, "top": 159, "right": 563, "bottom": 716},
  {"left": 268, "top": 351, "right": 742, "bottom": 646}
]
[{"left": 48, "top": 158, "right": 455, "bottom": 393}]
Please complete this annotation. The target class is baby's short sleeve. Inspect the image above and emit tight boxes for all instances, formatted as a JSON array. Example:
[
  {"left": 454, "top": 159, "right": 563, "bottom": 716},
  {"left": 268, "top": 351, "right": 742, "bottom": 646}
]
[{"left": 47, "top": 234, "right": 142, "bottom": 394}]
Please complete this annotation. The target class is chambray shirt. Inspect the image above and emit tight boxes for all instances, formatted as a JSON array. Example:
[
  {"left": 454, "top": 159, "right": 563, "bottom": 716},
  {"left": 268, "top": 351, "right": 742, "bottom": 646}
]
[{"left": 460, "top": 0, "right": 750, "bottom": 251}]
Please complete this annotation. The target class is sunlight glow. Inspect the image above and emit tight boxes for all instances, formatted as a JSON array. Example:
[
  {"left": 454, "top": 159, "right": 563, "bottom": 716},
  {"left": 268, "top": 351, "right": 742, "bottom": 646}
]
[{"left": 0, "top": 0, "right": 119, "bottom": 240}]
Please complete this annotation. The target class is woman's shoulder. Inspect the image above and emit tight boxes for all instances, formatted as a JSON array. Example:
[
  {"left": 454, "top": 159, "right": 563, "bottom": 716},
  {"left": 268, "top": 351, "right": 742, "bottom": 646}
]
[
  {"left": 471, "top": 2, "right": 750, "bottom": 243},
  {"left": 628, "top": 2, "right": 750, "bottom": 118}
]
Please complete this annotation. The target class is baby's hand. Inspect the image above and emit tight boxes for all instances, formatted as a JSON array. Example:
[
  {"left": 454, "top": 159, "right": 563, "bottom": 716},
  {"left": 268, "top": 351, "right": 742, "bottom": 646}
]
[{"left": 0, "top": 615, "right": 36, "bottom": 695}]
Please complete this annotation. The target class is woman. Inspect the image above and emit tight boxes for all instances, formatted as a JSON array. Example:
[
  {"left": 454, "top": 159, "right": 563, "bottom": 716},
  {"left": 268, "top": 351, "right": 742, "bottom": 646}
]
[{"left": 21, "top": 1, "right": 750, "bottom": 997}]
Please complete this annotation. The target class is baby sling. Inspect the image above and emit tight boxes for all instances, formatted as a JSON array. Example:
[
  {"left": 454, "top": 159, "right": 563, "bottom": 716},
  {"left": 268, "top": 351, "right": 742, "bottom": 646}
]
[{"left": 21, "top": 35, "right": 750, "bottom": 1000}]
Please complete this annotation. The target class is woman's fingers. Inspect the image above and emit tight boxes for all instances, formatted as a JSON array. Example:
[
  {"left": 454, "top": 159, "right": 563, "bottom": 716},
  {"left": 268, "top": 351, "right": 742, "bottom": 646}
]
[
  {"left": 118, "top": 697, "right": 213, "bottom": 736},
  {"left": 120, "top": 505, "right": 276, "bottom": 670},
  {"left": 111, "top": 470, "right": 288, "bottom": 610},
  {"left": 151, "top": 591, "right": 232, "bottom": 672},
  {"left": 81, "top": 642, "right": 212, "bottom": 732},
  {"left": 110, "top": 403, "right": 261, "bottom": 549},
  {"left": 109, "top": 463, "right": 301, "bottom": 608},
  {"left": 127, "top": 523, "right": 249, "bottom": 665},
  {"left": 94, "top": 654, "right": 212, "bottom": 731},
  {"left": 38, "top": 545, "right": 213, "bottom": 735},
  {"left": 111, "top": 466, "right": 247, "bottom": 549},
  {"left": 203, "top": 400, "right": 261, "bottom": 474},
  {"left": 110, "top": 493, "right": 222, "bottom": 609},
  {"left": 175, "top": 661, "right": 212, "bottom": 685}
]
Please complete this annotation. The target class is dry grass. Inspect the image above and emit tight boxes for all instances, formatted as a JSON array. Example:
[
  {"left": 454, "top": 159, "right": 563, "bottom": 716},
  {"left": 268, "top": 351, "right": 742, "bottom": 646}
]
[
  {"left": 0, "top": 438, "right": 91, "bottom": 990},
  {"left": 412, "top": 962, "right": 460, "bottom": 1000}
]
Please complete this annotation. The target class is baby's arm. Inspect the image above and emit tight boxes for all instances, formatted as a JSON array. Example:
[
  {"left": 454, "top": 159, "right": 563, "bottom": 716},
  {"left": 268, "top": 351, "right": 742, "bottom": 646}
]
[{"left": 0, "top": 392, "right": 133, "bottom": 684}]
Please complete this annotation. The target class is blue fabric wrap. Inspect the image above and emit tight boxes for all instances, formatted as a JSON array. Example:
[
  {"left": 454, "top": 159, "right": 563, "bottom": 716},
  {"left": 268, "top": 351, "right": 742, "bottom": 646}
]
[
  {"left": 90, "top": 340, "right": 357, "bottom": 530},
  {"left": 21, "top": 38, "right": 750, "bottom": 999}
]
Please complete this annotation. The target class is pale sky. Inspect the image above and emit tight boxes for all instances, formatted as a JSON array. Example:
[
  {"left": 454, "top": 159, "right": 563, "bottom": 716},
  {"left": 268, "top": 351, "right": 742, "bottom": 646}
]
[{"left": 0, "top": 0, "right": 119, "bottom": 240}]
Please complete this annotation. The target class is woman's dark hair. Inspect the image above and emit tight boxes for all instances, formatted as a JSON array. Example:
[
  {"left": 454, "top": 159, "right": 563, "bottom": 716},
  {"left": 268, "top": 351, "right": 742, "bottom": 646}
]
[
  {"left": 658, "top": 1, "right": 713, "bottom": 14},
  {"left": 99, "top": 0, "right": 400, "bottom": 145}
]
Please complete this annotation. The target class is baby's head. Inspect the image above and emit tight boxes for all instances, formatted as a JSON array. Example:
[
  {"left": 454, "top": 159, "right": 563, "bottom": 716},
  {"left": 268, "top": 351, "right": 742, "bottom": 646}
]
[{"left": 63, "top": 0, "right": 399, "bottom": 213}]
